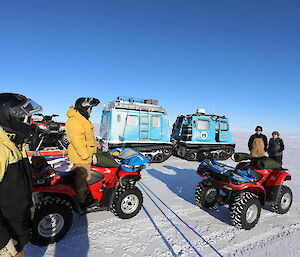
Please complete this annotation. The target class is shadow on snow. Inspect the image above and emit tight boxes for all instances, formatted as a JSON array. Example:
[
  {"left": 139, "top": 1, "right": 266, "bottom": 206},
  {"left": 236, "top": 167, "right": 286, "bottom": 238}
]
[{"left": 148, "top": 165, "right": 232, "bottom": 227}]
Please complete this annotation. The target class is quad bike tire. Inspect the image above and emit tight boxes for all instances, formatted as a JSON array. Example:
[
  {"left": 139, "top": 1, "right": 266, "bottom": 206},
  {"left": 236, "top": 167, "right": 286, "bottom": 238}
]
[
  {"left": 272, "top": 185, "right": 293, "bottom": 214},
  {"left": 195, "top": 180, "right": 218, "bottom": 208},
  {"left": 230, "top": 192, "right": 261, "bottom": 230},
  {"left": 111, "top": 186, "right": 143, "bottom": 219},
  {"left": 31, "top": 197, "right": 73, "bottom": 246}
]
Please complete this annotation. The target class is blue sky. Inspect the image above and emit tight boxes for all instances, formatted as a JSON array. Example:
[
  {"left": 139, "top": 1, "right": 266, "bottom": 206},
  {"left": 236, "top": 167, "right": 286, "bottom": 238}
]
[{"left": 0, "top": 0, "right": 299, "bottom": 136}]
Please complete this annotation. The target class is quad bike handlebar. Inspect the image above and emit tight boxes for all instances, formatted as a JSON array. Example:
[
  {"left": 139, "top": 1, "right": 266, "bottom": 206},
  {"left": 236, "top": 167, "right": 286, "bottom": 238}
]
[{"left": 35, "top": 113, "right": 59, "bottom": 121}]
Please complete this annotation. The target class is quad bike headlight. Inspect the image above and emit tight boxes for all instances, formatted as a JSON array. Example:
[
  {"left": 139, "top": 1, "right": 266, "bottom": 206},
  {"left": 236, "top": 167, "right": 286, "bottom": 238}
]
[{"left": 39, "top": 125, "right": 50, "bottom": 133}]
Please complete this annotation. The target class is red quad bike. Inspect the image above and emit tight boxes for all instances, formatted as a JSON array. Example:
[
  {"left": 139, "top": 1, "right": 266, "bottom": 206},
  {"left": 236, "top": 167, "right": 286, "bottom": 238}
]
[
  {"left": 195, "top": 153, "right": 292, "bottom": 230},
  {"left": 30, "top": 149, "right": 148, "bottom": 246}
]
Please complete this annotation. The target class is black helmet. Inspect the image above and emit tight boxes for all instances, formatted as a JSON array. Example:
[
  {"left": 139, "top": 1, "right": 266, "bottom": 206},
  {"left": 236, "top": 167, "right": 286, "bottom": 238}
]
[
  {"left": 75, "top": 97, "right": 100, "bottom": 119},
  {"left": 0, "top": 93, "right": 42, "bottom": 144}
]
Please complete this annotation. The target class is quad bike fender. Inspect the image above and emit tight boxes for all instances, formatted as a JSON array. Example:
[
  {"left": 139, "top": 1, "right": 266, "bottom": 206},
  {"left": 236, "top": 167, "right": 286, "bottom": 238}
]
[
  {"left": 224, "top": 183, "right": 266, "bottom": 204},
  {"left": 32, "top": 184, "right": 76, "bottom": 198},
  {"left": 32, "top": 185, "right": 81, "bottom": 212},
  {"left": 244, "top": 186, "right": 266, "bottom": 204},
  {"left": 265, "top": 171, "right": 292, "bottom": 187},
  {"left": 117, "top": 170, "right": 141, "bottom": 178},
  {"left": 224, "top": 182, "right": 265, "bottom": 193},
  {"left": 105, "top": 171, "right": 141, "bottom": 189},
  {"left": 114, "top": 170, "right": 142, "bottom": 187},
  {"left": 118, "top": 174, "right": 142, "bottom": 187}
]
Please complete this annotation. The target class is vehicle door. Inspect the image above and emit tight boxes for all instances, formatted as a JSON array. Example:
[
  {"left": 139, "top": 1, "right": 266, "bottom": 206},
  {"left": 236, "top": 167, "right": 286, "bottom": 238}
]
[
  {"left": 193, "top": 117, "right": 212, "bottom": 142},
  {"left": 123, "top": 114, "right": 140, "bottom": 141},
  {"left": 150, "top": 115, "right": 162, "bottom": 140},
  {"left": 217, "top": 120, "right": 231, "bottom": 143}
]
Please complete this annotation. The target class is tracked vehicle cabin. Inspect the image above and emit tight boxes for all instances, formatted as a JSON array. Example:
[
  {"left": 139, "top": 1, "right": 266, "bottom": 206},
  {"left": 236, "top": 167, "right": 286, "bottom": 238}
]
[
  {"left": 100, "top": 97, "right": 172, "bottom": 163},
  {"left": 171, "top": 109, "right": 235, "bottom": 161}
]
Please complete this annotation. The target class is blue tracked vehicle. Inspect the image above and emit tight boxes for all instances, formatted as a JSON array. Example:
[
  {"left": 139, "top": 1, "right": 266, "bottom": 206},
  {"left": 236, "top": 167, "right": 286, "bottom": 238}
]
[
  {"left": 171, "top": 109, "right": 235, "bottom": 161},
  {"left": 100, "top": 97, "right": 173, "bottom": 163}
]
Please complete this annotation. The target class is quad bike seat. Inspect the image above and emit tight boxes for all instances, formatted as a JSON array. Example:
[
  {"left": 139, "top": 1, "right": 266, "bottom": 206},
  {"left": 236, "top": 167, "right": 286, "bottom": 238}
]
[
  {"left": 199, "top": 159, "right": 263, "bottom": 183},
  {"left": 92, "top": 151, "right": 120, "bottom": 168},
  {"left": 58, "top": 169, "right": 105, "bottom": 185}
]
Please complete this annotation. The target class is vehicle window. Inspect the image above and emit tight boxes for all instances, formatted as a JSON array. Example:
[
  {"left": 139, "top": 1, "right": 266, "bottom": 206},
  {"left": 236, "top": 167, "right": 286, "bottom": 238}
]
[
  {"left": 152, "top": 116, "right": 161, "bottom": 127},
  {"left": 184, "top": 117, "right": 191, "bottom": 126},
  {"left": 175, "top": 117, "right": 183, "bottom": 129},
  {"left": 197, "top": 120, "right": 210, "bottom": 130},
  {"left": 220, "top": 122, "right": 229, "bottom": 131},
  {"left": 127, "top": 115, "right": 138, "bottom": 126}
]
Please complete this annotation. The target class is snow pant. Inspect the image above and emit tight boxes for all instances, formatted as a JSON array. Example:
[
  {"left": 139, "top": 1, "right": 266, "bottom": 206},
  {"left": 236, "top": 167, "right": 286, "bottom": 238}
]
[
  {"left": 72, "top": 163, "right": 91, "bottom": 204},
  {"left": 0, "top": 207, "right": 31, "bottom": 254},
  {"left": 269, "top": 155, "right": 283, "bottom": 166}
]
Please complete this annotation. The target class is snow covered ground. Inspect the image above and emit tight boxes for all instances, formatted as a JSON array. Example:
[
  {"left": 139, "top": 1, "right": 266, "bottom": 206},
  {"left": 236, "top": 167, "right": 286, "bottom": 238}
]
[{"left": 26, "top": 132, "right": 300, "bottom": 257}]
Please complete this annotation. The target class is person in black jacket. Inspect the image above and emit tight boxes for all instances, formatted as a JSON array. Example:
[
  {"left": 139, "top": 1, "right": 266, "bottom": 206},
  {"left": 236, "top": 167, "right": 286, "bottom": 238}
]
[
  {"left": 268, "top": 131, "right": 285, "bottom": 166},
  {"left": 0, "top": 93, "right": 42, "bottom": 257},
  {"left": 248, "top": 126, "right": 268, "bottom": 157}
]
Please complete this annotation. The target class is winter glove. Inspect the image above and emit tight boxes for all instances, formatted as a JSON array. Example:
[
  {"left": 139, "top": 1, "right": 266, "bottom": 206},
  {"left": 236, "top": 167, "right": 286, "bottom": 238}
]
[{"left": 92, "top": 154, "right": 97, "bottom": 165}]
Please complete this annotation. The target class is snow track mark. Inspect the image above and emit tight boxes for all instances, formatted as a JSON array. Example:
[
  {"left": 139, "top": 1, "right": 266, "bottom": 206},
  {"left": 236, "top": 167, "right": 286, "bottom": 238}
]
[{"left": 139, "top": 181, "right": 223, "bottom": 257}]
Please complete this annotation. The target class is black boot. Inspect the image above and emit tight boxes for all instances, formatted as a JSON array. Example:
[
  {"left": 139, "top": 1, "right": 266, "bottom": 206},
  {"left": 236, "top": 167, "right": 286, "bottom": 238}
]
[
  {"left": 80, "top": 202, "right": 87, "bottom": 213},
  {"left": 85, "top": 198, "right": 99, "bottom": 208}
]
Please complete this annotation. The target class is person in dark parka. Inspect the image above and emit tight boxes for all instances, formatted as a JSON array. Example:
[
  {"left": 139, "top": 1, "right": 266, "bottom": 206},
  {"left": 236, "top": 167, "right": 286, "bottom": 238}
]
[
  {"left": 0, "top": 93, "right": 42, "bottom": 257},
  {"left": 268, "top": 131, "right": 285, "bottom": 166},
  {"left": 248, "top": 126, "right": 268, "bottom": 157}
]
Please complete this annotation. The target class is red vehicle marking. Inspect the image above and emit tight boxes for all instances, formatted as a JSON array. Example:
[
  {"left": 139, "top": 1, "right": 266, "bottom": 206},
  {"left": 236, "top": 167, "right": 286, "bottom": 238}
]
[{"left": 28, "top": 150, "right": 68, "bottom": 158}]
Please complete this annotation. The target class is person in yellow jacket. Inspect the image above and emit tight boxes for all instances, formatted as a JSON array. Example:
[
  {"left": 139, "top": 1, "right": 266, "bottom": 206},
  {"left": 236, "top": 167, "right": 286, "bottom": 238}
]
[
  {"left": 0, "top": 93, "right": 42, "bottom": 257},
  {"left": 65, "top": 97, "right": 100, "bottom": 209}
]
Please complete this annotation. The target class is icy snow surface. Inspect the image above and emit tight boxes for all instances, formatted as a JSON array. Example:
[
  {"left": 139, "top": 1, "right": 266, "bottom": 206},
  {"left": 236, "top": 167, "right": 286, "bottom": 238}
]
[{"left": 26, "top": 132, "right": 300, "bottom": 257}]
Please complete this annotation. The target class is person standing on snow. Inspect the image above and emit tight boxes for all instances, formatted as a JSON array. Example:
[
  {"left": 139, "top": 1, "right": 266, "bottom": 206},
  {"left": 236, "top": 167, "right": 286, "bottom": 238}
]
[
  {"left": 65, "top": 97, "right": 100, "bottom": 210},
  {"left": 267, "top": 131, "right": 284, "bottom": 166},
  {"left": 248, "top": 126, "right": 268, "bottom": 157},
  {"left": 0, "top": 93, "right": 42, "bottom": 257}
]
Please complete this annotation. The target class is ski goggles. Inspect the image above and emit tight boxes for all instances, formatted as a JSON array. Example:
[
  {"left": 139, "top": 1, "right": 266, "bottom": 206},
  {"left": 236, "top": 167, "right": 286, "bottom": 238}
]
[
  {"left": 11, "top": 98, "right": 42, "bottom": 118},
  {"left": 81, "top": 97, "right": 100, "bottom": 108},
  {"left": 21, "top": 99, "right": 42, "bottom": 114}
]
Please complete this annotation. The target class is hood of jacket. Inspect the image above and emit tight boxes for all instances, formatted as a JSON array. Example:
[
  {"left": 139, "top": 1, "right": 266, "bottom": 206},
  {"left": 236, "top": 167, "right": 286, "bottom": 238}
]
[
  {"left": 67, "top": 106, "right": 86, "bottom": 119},
  {"left": 0, "top": 130, "right": 24, "bottom": 182},
  {"left": 0, "top": 130, "right": 22, "bottom": 158}
]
